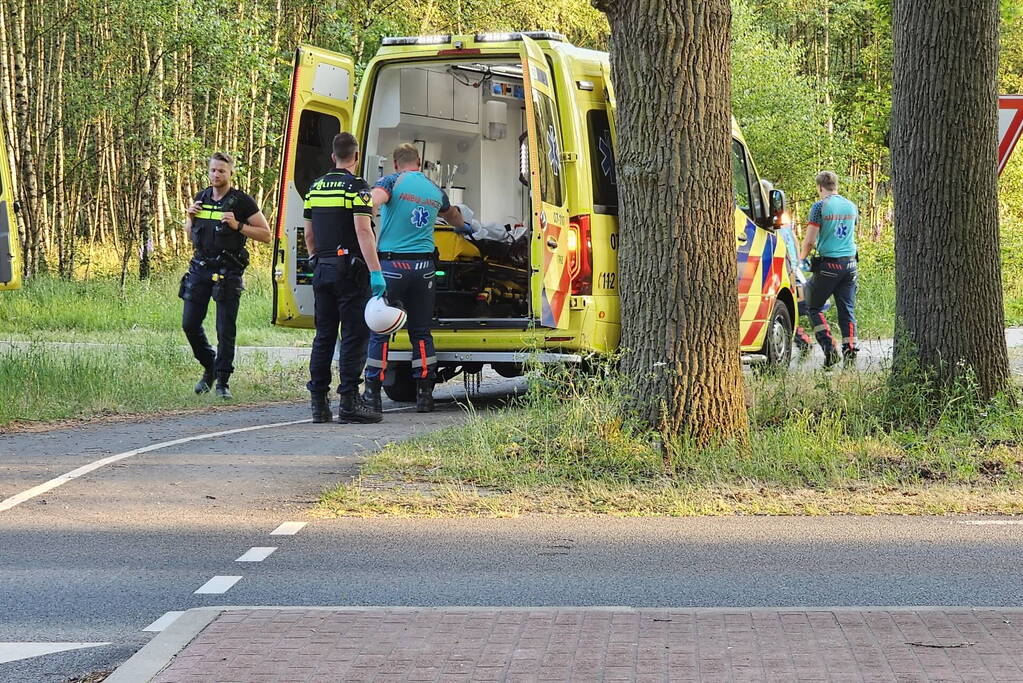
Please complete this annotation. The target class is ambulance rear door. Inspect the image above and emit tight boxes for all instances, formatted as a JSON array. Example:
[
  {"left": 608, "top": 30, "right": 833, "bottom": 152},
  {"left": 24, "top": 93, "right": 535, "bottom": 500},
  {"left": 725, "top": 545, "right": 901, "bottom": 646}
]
[
  {"left": 0, "top": 122, "right": 21, "bottom": 291},
  {"left": 273, "top": 45, "right": 356, "bottom": 326},
  {"left": 519, "top": 35, "right": 572, "bottom": 330}
]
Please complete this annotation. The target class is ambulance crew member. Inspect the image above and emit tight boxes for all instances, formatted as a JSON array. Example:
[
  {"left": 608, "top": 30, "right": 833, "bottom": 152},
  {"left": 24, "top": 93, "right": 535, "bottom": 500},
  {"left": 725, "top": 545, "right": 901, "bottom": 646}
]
[
  {"left": 304, "top": 133, "right": 387, "bottom": 424},
  {"left": 182, "top": 153, "right": 271, "bottom": 399},
  {"left": 365, "top": 143, "right": 465, "bottom": 413},
  {"left": 799, "top": 170, "right": 859, "bottom": 368},
  {"left": 761, "top": 179, "right": 814, "bottom": 353}
]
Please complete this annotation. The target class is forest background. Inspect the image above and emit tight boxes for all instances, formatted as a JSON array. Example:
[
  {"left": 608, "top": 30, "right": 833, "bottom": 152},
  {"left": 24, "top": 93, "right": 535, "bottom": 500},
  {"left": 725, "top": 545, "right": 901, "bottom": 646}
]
[{"left": 1, "top": 0, "right": 1022, "bottom": 334}]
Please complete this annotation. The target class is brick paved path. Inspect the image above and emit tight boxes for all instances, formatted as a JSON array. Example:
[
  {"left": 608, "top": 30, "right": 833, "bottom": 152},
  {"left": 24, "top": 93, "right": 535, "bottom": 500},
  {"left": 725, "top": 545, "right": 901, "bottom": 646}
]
[{"left": 152, "top": 608, "right": 1023, "bottom": 682}]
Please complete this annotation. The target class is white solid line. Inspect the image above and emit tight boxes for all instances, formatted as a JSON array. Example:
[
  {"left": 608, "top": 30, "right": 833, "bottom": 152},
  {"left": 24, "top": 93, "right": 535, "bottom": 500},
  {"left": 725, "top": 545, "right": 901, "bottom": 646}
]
[
  {"left": 958, "top": 520, "right": 1023, "bottom": 525},
  {"left": 236, "top": 546, "right": 277, "bottom": 562},
  {"left": 143, "top": 611, "right": 185, "bottom": 633},
  {"left": 270, "top": 522, "right": 306, "bottom": 536},
  {"left": 0, "top": 402, "right": 419, "bottom": 514},
  {"left": 0, "top": 418, "right": 311, "bottom": 513},
  {"left": 194, "top": 576, "right": 242, "bottom": 595},
  {"left": 0, "top": 642, "right": 110, "bottom": 665}
]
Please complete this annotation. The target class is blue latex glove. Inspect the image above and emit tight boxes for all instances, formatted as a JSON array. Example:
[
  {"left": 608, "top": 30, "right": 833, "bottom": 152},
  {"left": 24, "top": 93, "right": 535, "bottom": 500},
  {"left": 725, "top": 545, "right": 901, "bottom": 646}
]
[{"left": 369, "top": 270, "right": 387, "bottom": 297}]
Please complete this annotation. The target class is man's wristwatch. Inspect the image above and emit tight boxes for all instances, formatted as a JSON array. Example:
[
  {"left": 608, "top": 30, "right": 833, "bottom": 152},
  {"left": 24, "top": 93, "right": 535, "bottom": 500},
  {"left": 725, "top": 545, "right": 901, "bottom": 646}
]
[{"left": 236, "top": 219, "right": 246, "bottom": 232}]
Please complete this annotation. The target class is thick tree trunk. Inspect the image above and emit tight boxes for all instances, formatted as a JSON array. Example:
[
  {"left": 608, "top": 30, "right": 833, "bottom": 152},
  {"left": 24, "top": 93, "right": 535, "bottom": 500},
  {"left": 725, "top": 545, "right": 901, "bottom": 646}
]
[
  {"left": 890, "top": 0, "right": 1008, "bottom": 399},
  {"left": 601, "top": 0, "right": 748, "bottom": 443}
]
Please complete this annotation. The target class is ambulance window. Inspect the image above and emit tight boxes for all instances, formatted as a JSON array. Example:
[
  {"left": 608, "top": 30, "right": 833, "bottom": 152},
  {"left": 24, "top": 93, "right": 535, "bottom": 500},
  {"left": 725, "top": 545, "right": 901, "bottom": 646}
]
[
  {"left": 587, "top": 110, "right": 618, "bottom": 215},
  {"left": 731, "top": 139, "right": 753, "bottom": 218},
  {"left": 294, "top": 110, "right": 340, "bottom": 198},
  {"left": 744, "top": 150, "right": 765, "bottom": 219},
  {"left": 531, "top": 91, "right": 564, "bottom": 205}
]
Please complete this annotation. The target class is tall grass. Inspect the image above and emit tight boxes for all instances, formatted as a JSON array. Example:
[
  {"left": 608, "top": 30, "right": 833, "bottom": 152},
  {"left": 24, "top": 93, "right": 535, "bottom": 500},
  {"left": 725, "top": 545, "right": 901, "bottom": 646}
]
[
  {"left": 363, "top": 361, "right": 1023, "bottom": 495},
  {"left": 0, "top": 343, "right": 307, "bottom": 427},
  {"left": 0, "top": 261, "right": 308, "bottom": 347}
]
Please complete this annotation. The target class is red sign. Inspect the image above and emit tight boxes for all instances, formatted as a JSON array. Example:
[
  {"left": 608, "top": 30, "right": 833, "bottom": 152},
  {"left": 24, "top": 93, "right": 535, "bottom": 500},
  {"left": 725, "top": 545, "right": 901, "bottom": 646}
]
[{"left": 1000, "top": 95, "right": 1023, "bottom": 175}]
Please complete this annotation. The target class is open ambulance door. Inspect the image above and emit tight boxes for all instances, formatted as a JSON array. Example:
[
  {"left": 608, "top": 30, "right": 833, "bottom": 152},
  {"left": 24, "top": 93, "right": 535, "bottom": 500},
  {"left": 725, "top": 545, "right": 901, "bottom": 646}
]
[
  {"left": 273, "top": 45, "right": 355, "bottom": 327},
  {"left": 0, "top": 125, "right": 21, "bottom": 292},
  {"left": 520, "top": 35, "right": 572, "bottom": 330}
]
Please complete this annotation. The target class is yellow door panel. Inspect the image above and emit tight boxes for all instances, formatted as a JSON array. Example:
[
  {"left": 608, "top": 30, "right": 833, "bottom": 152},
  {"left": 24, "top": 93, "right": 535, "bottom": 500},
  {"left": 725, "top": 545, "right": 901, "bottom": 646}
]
[
  {"left": 273, "top": 45, "right": 355, "bottom": 327},
  {"left": 0, "top": 121, "right": 20, "bottom": 291},
  {"left": 521, "top": 35, "right": 572, "bottom": 329}
]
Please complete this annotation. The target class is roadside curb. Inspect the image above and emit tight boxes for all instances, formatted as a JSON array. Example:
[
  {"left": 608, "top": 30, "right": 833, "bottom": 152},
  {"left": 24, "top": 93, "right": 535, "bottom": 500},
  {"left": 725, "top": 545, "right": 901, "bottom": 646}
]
[
  {"left": 108, "top": 605, "right": 1021, "bottom": 682},
  {"left": 105, "top": 608, "right": 221, "bottom": 683}
]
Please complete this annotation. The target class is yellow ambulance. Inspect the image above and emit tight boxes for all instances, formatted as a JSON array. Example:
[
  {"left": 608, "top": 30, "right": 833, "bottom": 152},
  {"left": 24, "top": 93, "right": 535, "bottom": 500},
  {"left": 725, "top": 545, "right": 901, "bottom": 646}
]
[
  {"left": 273, "top": 32, "right": 794, "bottom": 400},
  {"left": 0, "top": 124, "right": 21, "bottom": 292}
]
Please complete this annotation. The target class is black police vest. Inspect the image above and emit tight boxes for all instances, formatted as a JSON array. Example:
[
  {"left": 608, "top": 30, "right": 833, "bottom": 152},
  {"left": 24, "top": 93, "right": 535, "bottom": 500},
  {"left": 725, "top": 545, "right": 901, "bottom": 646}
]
[{"left": 191, "top": 188, "right": 247, "bottom": 254}]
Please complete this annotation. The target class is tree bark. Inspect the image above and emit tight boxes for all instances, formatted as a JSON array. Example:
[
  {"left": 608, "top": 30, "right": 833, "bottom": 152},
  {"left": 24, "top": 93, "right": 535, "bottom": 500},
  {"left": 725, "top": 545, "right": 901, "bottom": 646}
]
[
  {"left": 890, "top": 0, "right": 1008, "bottom": 399},
  {"left": 601, "top": 0, "right": 748, "bottom": 443}
]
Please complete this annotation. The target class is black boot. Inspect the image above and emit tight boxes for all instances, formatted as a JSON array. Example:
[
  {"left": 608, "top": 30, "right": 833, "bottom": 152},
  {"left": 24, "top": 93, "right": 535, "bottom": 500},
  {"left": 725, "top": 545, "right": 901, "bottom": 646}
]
[
  {"left": 194, "top": 367, "right": 215, "bottom": 394},
  {"left": 416, "top": 379, "right": 435, "bottom": 413},
  {"left": 215, "top": 374, "right": 232, "bottom": 400},
  {"left": 338, "top": 391, "right": 382, "bottom": 424},
  {"left": 310, "top": 392, "right": 332, "bottom": 423},
  {"left": 363, "top": 380, "right": 382, "bottom": 413},
  {"left": 823, "top": 348, "right": 841, "bottom": 369}
]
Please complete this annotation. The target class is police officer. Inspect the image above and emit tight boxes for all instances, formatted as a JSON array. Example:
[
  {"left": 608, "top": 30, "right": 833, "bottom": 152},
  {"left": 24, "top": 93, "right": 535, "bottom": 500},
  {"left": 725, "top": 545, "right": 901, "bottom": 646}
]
[
  {"left": 182, "top": 152, "right": 271, "bottom": 398},
  {"left": 365, "top": 143, "right": 464, "bottom": 413},
  {"left": 305, "top": 133, "right": 387, "bottom": 423},
  {"left": 799, "top": 170, "right": 859, "bottom": 368}
]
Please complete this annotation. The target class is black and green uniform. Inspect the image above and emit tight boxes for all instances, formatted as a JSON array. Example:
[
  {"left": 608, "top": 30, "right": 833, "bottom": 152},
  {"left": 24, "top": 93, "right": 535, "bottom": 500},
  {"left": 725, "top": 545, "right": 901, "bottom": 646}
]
[
  {"left": 179, "top": 186, "right": 259, "bottom": 383},
  {"left": 304, "top": 168, "right": 375, "bottom": 397}
]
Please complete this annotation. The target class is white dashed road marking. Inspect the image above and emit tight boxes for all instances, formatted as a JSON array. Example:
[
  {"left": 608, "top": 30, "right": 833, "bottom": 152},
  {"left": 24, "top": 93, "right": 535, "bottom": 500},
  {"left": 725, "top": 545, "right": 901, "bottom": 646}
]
[
  {"left": 958, "top": 520, "right": 1023, "bottom": 525},
  {"left": 236, "top": 547, "right": 277, "bottom": 562},
  {"left": 194, "top": 576, "right": 242, "bottom": 595},
  {"left": 270, "top": 522, "right": 306, "bottom": 536},
  {"left": 0, "top": 642, "right": 110, "bottom": 664},
  {"left": 143, "top": 611, "right": 185, "bottom": 633}
]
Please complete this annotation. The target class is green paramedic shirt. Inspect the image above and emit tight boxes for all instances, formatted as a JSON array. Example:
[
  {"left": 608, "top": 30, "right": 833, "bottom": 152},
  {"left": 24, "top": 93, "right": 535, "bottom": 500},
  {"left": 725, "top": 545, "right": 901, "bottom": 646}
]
[{"left": 808, "top": 194, "right": 858, "bottom": 258}]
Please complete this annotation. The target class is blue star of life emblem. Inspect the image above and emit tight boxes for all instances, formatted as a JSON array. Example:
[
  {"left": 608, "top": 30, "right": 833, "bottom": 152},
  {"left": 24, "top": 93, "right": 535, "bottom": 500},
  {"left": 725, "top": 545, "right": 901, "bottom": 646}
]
[
  {"left": 411, "top": 205, "right": 431, "bottom": 229},
  {"left": 598, "top": 131, "right": 616, "bottom": 185},
  {"left": 836, "top": 223, "right": 850, "bottom": 239},
  {"left": 547, "top": 125, "right": 560, "bottom": 177}
]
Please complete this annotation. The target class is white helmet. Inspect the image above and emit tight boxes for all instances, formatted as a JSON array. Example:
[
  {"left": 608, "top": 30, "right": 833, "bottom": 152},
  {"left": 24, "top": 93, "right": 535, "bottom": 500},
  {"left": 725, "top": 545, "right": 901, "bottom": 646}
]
[{"left": 364, "top": 295, "right": 407, "bottom": 334}]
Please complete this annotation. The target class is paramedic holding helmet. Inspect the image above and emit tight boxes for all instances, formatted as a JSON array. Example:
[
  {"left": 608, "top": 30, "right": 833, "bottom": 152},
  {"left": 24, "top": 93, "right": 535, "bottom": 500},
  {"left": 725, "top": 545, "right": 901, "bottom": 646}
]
[
  {"left": 365, "top": 143, "right": 465, "bottom": 413},
  {"left": 799, "top": 170, "right": 859, "bottom": 368}
]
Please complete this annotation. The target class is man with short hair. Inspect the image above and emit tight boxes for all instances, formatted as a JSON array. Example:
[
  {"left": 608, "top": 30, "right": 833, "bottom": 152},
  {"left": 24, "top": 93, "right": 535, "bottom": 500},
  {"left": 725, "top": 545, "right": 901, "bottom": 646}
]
[
  {"left": 365, "top": 143, "right": 465, "bottom": 413},
  {"left": 182, "top": 152, "right": 271, "bottom": 399},
  {"left": 799, "top": 170, "right": 859, "bottom": 368},
  {"left": 304, "top": 133, "right": 387, "bottom": 423}
]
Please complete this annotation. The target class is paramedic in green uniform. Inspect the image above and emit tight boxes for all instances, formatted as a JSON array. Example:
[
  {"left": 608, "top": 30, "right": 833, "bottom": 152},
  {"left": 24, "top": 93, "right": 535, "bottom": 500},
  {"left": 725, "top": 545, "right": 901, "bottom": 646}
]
[
  {"left": 364, "top": 143, "right": 465, "bottom": 413},
  {"left": 799, "top": 170, "right": 859, "bottom": 368},
  {"left": 181, "top": 153, "right": 271, "bottom": 398}
]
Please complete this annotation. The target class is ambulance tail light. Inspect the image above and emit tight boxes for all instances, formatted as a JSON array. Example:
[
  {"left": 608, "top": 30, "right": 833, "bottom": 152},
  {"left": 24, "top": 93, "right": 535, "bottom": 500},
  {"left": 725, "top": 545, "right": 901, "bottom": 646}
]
[{"left": 568, "top": 214, "right": 592, "bottom": 296}]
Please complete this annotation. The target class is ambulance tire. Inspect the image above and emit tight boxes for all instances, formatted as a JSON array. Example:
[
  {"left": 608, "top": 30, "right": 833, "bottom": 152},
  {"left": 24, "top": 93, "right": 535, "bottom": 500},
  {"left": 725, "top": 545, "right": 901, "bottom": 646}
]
[
  {"left": 758, "top": 300, "right": 793, "bottom": 371},
  {"left": 382, "top": 363, "right": 417, "bottom": 402}
]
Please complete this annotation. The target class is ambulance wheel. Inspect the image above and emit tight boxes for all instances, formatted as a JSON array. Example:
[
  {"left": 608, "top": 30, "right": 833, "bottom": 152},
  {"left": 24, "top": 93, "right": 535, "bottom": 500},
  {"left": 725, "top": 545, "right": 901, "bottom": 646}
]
[
  {"left": 382, "top": 364, "right": 417, "bottom": 402},
  {"left": 759, "top": 300, "right": 793, "bottom": 370}
]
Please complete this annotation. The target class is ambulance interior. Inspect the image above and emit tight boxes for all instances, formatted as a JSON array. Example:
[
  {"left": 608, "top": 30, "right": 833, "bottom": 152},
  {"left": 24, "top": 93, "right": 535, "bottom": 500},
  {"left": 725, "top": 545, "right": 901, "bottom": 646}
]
[{"left": 363, "top": 61, "right": 532, "bottom": 323}]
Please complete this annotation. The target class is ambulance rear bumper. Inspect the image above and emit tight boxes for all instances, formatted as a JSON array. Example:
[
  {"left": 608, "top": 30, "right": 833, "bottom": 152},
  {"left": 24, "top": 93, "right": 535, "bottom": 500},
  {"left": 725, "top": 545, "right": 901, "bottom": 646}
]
[{"left": 385, "top": 351, "right": 582, "bottom": 364}]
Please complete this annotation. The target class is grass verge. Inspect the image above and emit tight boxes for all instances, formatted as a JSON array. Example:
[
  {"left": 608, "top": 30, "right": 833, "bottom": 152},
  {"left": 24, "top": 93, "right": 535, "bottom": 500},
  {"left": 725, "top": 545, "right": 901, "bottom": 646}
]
[
  {"left": 318, "top": 364, "right": 1023, "bottom": 518},
  {"left": 0, "top": 343, "right": 307, "bottom": 429}
]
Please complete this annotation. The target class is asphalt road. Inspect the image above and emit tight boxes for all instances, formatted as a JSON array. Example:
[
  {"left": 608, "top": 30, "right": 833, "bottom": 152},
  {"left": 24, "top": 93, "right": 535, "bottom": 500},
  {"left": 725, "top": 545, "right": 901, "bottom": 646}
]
[{"left": 2, "top": 372, "right": 1023, "bottom": 681}]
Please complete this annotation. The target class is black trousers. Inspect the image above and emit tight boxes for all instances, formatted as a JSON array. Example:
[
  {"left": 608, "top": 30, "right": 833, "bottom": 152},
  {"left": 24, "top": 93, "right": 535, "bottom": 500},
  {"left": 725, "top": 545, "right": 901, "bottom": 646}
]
[
  {"left": 180, "top": 258, "right": 243, "bottom": 379},
  {"left": 307, "top": 255, "right": 372, "bottom": 395},
  {"left": 807, "top": 256, "right": 858, "bottom": 354}
]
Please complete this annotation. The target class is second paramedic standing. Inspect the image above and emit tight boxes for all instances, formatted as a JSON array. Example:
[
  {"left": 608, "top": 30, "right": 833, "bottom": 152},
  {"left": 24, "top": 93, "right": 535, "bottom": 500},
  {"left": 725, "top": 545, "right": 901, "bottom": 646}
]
[
  {"left": 799, "top": 170, "right": 859, "bottom": 368},
  {"left": 365, "top": 144, "right": 465, "bottom": 413}
]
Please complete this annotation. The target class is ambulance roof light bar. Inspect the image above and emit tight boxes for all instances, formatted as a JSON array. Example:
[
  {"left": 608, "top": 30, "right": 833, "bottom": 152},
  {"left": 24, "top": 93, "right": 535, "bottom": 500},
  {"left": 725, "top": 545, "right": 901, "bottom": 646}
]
[
  {"left": 381, "top": 35, "right": 452, "bottom": 46},
  {"left": 474, "top": 31, "right": 567, "bottom": 43}
]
